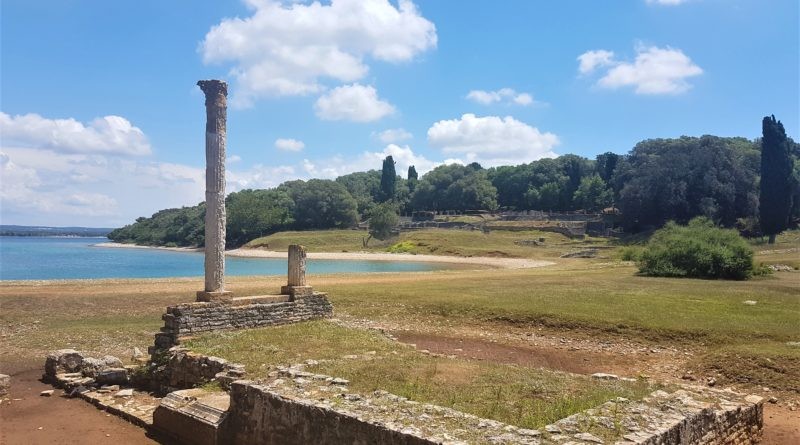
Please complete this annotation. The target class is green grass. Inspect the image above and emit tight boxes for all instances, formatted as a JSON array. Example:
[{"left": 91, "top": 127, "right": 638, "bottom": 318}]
[
  {"left": 323, "top": 266, "right": 799, "bottom": 345},
  {"left": 246, "top": 228, "right": 600, "bottom": 259},
  {"left": 187, "top": 320, "right": 654, "bottom": 429}
]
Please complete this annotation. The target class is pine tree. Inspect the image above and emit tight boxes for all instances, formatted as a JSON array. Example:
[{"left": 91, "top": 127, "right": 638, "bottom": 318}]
[
  {"left": 380, "top": 155, "right": 396, "bottom": 202},
  {"left": 759, "top": 115, "right": 793, "bottom": 244}
]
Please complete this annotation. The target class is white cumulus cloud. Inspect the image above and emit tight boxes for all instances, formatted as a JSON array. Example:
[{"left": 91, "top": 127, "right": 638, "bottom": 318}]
[
  {"left": 466, "top": 88, "right": 535, "bottom": 106},
  {"left": 577, "top": 50, "right": 615, "bottom": 75},
  {"left": 314, "top": 84, "right": 395, "bottom": 122},
  {"left": 274, "top": 138, "right": 305, "bottom": 152},
  {"left": 0, "top": 147, "right": 205, "bottom": 226},
  {"left": 578, "top": 45, "right": 703, "bottom": 94},
  {"left": 200, "top": 0, "right": 437, "bottom": 107},
  {"left": 427, "top": 114, "right": 559, "bottom": 167},
  {"left": 374, "top": 128, "right": 413, "bottom": 144},
  {"left": 0, "top": 112, "right": 151, "bottom": 156}
]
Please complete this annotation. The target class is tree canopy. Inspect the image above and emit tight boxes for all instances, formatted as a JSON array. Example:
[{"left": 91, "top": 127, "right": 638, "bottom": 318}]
[{"left": 110, "top": 124, "right": 799, "bottom": 248}]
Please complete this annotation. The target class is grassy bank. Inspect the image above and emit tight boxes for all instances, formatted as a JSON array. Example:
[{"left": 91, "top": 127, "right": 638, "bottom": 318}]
[{"left": 246, "top": 227, "right": 605, "bottom": 259}]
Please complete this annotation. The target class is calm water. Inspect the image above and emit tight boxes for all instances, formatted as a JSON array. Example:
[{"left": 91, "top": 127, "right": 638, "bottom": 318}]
[{"left": 0, "top": 237, "right": 447, "bottom": 280}]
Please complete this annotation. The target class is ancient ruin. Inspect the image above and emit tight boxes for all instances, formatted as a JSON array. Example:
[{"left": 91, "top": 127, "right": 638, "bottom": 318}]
[
  {"left": 197, "top": 79, "right": 232, "bottom": 302},
  {"left": 32, "top": 79, "right": 767, "bottom": 445},
  {"left": 43, "top": 347, "right": 765, "bottom": 445},
  {"left": 152, "top": 244, "right": 332, "bottom": 353},
  {"left": 281, "top": 244, "right": 314, "bottom": 298}
]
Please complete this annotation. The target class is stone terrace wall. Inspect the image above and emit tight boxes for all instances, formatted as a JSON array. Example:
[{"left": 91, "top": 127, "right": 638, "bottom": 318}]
[
  {"left": 227, "top": 382, "right": 435, "bottom": 445},
  {"left": 153, "top": 293, "right": 332, "bottom": 351},
  {"left": 220, "top": 376, "right": 763, "bottom": 445}
]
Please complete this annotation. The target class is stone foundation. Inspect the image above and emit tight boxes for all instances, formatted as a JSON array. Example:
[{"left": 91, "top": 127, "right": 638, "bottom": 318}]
[
  {"left": 42, "top": 345, "right": 764, "bottom": 445},
  {"left": 152, "top": 292, "right": 332, "bottom": 351},
  {"left": 149, "top": 346, "right": 246, "bottom": 393}
]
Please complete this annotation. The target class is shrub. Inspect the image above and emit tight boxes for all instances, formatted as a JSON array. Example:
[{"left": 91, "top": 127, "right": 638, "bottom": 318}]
[
  {"left": 387, "top": 241, "right": 416, "bottom": 254},
  {"left": 618, "top": 246, "right": 643, "bottom": 262},
  {"left": 638, "top": 217, "right": 755, "bottom": 280}
]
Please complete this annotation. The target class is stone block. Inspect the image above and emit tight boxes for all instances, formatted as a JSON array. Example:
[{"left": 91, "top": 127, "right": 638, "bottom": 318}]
[
  {"left": 0, "top": 374, "right": 10, "bottom": 397},
  {"left": 45, "top": 349, "right": 84, "bottom": 376},
  {"left": 196, "top": 291, "right": 233, "bottom": 302},
  {"left": 280, "top": 285, "right": 314, "bottom": 299},
  {"left": 96, "top": 368, "right": 129, "bottom": 385},
  {"left": 152, "top": 388, "right": 230, "bottom": 445}
]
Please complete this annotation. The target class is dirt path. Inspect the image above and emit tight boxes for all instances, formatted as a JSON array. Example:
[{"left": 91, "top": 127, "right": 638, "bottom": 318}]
[
  {"left": 0, "top": 359, "right": 165, "bottom": 445},
  {"left": 392, "top": 331, "right": 800, "bottom": 445}
]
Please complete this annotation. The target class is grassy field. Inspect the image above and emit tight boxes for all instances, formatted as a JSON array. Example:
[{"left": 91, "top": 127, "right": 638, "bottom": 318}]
[
  {"left": 186, "top": 320, "right": 655, "bottom": 429},
  {"left": 1, "top": 228, "right": 797, "bottom": 427},
  {"left": 246, "top": 227, "right": 607, "bottom": 259}
]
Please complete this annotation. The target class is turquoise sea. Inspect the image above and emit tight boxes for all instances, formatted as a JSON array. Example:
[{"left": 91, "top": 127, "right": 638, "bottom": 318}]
[{"left": 0, "top": 237, "right": 447, "bottom": 280}]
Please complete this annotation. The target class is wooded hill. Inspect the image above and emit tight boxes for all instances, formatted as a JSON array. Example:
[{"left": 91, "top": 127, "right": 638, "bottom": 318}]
[{"left": 109, "top": 133, "right": 800, "bottom": 248}]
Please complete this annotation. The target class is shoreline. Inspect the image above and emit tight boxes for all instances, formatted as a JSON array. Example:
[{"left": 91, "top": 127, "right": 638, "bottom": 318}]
[
  {"left": 94, "top": 242, "right": 554, "bottom": 269},
  {"left": 94, "top": 242, "right": 203, "bottom": 252},
  {"left": 227, "top": 248, "right": 554, "bottom": 269}
]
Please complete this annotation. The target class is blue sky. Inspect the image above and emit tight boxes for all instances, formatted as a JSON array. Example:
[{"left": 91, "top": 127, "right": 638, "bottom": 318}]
[{"left": 1, "top": 0, "right": 798, "bottom": 226}]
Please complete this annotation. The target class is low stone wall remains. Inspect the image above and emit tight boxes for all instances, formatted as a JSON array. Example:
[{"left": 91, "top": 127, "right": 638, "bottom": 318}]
[
  {"left": 153, "top": 293, "right": 333, "bottom": 351},
  {"left": 149, "top": 346, "right": 246, "bottom": 393}
]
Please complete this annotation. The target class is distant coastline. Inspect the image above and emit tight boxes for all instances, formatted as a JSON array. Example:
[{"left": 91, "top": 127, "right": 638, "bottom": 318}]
[
  {"left": 94, "top": 242, "right": 202, "bottom": 253},
  {"left": 0, "top": 225, "right": 114, "bottom": 238}
]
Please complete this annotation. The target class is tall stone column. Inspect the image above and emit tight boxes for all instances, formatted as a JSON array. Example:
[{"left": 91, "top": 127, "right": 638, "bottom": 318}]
[
  {"left": 281, "top": 244, "right": 313, "bottom": 300},
  {"left": 197, "top": 80, "right": 233, "bottom": 302}
]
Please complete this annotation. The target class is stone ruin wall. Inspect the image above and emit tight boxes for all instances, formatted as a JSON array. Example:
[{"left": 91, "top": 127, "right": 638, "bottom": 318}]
[
  {"left": 226, "top": 381, "right": 434, "bottom": 445},
  {"left": 220, "top": 378, "right": 764, "bottom": 445},
  {"left": 153, "top": 293, "right": 333, "bottom": 351}
]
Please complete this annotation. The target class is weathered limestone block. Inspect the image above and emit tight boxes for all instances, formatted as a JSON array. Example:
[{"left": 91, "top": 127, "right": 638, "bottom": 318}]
[
  {"left": 80, "top": 355, "right": 123, "bottom": 377},
  {"left": 95, "top": 368, "right": 129, "bottom": 385},
  {"left": 152, "top": 388, "right": 230, "bottom": 445},
  {"left": 45, "top": 349, "right": 84, "bottom": 377}
]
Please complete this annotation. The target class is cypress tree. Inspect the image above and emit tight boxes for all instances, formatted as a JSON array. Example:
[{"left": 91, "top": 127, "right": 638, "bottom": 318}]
[
  {"left": 380, "top": 155, "right": 396, "bottom": 202},
  {"left": 407, "top": 165, "right": 418, "bottom": 193},
  {"left": 407, "top": 165, "right": 418, "bottom": 181},
  {"left": 759, "top": 115, "right": 793, "bottom": 244}
]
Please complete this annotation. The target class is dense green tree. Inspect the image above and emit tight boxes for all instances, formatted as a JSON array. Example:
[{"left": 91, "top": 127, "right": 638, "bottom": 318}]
[
  {"left": 411, "top": 164, "right": 497, "bottom": 211},
  {"left": 488, "top": 156, "right": 595, "bottom": 211},
  {"left": 759, "top": 116, "right": 794, "bottom": 243},
  {"left": 336, "top": 170, "right": 381, "bottom": 217},
  {"left": 595, "top": 152, "right": 620, "bottom": 183},
  {"left": 535, "top": 181, "right": 563, "bottom": 210},
  {"left": 285, "top": 179, "right": 359, "bottom": 229},
  {"left": 108, "top": 204, "right": 204, "bottom": 247},
  {"left": 573, "top": 174, "right": 613, "bottom": 211},
  {"left": 364, "top": 202, "right": 399, "bottom": 246},
  {"left": 614, "top": 136, "right": 759, "bottom": 230},
  {"left": 225, "top": 189, "right": 294, "bottom": 247},
  {"left": 380, "top": 155, "right": 397, "bottom": 202}
]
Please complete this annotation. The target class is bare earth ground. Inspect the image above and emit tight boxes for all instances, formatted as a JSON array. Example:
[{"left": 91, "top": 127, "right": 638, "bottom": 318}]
[
  {"left": 0, "top": 358, "right": 166, "bottom": 445},
  {"left": 1, "top": 252, "right": 798, "bottom": 443}
]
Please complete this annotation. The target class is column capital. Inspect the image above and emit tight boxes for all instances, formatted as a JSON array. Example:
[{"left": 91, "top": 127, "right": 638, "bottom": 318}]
[{"left": 197, "top": 80, "right": 228, "bottom": 98}]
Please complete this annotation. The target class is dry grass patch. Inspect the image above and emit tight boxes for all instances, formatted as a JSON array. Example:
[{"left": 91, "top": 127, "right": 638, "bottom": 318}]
[{"left": 187, "top": 320, "right": 655, "bottom": 429}]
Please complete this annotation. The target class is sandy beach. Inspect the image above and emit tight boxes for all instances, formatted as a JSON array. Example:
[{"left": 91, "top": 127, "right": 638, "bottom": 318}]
[{"left": 94, "top": 242, "right": 553, "bottom": 269}]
